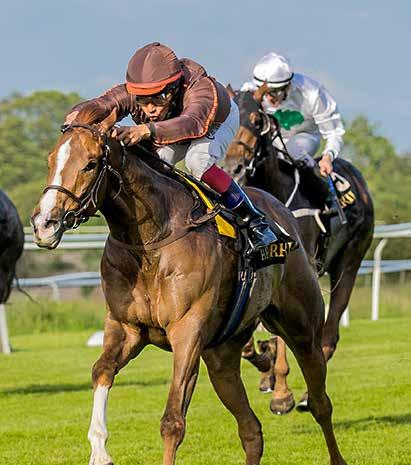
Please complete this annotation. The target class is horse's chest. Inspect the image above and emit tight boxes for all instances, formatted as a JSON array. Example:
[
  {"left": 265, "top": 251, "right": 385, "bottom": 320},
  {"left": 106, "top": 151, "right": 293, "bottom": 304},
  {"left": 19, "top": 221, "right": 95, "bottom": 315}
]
[{"left": 103, "top": 258, "right": 200, "bottom": 328}]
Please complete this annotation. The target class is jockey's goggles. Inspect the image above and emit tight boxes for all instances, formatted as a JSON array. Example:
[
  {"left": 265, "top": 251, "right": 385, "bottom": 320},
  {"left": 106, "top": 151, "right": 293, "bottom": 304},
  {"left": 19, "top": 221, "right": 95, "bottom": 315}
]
[
  {"left": 135, "top": 91, "right": 174, "bottom": 106},
  {"left": 267, "top": 85, "right": 289, "bottom": 98}
]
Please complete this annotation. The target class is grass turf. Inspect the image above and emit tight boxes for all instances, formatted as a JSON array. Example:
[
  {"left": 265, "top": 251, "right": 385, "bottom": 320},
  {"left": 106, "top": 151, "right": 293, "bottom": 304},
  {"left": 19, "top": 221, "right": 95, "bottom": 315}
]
[{"left": 1, "top": 318, "right": 410, "bottom": 465}]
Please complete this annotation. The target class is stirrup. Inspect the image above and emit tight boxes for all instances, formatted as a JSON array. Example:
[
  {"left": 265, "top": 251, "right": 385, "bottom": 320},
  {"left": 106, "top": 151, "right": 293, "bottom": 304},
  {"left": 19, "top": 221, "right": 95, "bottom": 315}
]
[{"left": 247, "top": 220, "right": 278, "bottom": 253}]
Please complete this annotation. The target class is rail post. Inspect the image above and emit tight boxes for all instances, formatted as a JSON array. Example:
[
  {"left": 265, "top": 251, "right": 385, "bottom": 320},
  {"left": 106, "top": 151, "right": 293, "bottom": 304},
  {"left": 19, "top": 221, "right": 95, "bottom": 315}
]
[
  {"left": 371, "top": 238, "right": 388, "bottom": 321},
  {"left": 0, "top": 304, "right": 11, "bottom": 354}
]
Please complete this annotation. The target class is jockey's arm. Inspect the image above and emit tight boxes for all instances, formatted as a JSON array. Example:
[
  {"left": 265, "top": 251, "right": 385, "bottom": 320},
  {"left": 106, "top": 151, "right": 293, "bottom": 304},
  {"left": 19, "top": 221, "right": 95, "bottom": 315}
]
[
  {"left": 312, "top": 85, "right": 345, "bottom": 166},
  {"left": 64, "top": 84, "right": 136, "bottom": 126},
  {"left": 149, "top": 78, "right": 230, "bottom": 145}
]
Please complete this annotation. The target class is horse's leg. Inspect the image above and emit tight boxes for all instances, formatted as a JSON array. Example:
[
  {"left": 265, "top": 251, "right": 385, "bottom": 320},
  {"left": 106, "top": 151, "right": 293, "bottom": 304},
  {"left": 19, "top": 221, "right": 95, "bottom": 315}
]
[
  {"left": 262, "top": 282, "right": 346, "bottom": 464},
  {"left": 242, "top": 335, "right": 275, "bottom": 392},
  {"left": 89, "top": 316, "right": 147, "bottom": 465},
  {"left": 203, "top": 336, "right": 263, "bottom": 465},
  {"left": 160, "top": 318, "right": 203, "bottom": 465},
  {"left": 270, "top": 336, "right": 295, "bottom": 415},
  {"left": 291, "top": 339, "right": 347, "bottom": 465},
  {"left": 322, "top": 246, "right": 364, "bottom": 361}
]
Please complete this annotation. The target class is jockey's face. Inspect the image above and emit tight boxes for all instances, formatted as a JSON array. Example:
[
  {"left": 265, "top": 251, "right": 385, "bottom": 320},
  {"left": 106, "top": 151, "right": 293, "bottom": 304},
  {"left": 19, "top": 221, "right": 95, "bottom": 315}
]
[
  {"left": 136, "top": 92, "right": 174, "bottom": 122},
  {"left": 264, "top": 83, "right": 290, "bottom": 107},
  {"left": 140, "top": 101, "right": 171, "bottom": 122}
]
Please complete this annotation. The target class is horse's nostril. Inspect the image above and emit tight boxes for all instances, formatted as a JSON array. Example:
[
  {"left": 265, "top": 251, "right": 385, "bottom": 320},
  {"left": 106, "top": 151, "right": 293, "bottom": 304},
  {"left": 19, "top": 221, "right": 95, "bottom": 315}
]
[{"left": 234, "top": 165, "right": 243, "bottom": 175}]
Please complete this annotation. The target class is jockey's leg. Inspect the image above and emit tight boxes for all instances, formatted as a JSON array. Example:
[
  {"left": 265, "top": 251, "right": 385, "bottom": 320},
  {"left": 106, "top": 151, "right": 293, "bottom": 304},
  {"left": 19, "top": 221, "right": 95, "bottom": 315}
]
[
  {"left": 283, "top": 133, "right": 330, "bottom": 205},
  {"left": 185, "top": 101, "right": 277, "bottom": 251},
  {"left": 207, "top": 170, "right": 278, "bottom": 251},
  {"left": 157, "top": 143, "right": 187, "bottom": 165}
]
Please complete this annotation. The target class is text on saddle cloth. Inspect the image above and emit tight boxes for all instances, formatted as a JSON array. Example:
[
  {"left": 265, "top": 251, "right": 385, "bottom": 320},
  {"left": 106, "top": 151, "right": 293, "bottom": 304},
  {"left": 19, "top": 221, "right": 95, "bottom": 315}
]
[
  {"left": 252, "top": 232, "right": 298, "bottom": 270},
  {"left": 331, "top": 172, "right": 356, "bottom": 208}
]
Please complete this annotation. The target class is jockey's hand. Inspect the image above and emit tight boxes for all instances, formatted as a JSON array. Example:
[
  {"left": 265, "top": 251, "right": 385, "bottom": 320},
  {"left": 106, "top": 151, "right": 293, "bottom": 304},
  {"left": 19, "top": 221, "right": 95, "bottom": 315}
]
[
  {"left": 318, "top": 153, "right": 333, "bottom": 176},
  {"left": 111, "top": 125, "right": 151, "bottom": 146}
]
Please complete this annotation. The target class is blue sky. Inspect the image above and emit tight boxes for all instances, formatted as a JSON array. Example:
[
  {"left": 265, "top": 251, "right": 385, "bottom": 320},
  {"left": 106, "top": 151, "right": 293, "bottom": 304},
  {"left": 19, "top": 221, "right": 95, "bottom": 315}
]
[{"left": 2, "top": 0, "right": 410, "bottom": 153}]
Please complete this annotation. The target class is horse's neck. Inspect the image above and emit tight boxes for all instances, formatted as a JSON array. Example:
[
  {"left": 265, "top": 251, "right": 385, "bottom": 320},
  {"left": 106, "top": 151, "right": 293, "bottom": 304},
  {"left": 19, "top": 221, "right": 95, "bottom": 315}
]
[
  {"left": 247, "top": 139, "right": 286, "bottom": 202},
  {"left": 102, "top": 148, "right": 192, "bottom": 245}
]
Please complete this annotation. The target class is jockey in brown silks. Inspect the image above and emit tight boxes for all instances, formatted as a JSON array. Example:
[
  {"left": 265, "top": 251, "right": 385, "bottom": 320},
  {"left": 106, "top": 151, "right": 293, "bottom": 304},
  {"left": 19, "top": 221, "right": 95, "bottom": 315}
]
[{"left": 65, "top": 42, "right": 277, "bottom": 252}]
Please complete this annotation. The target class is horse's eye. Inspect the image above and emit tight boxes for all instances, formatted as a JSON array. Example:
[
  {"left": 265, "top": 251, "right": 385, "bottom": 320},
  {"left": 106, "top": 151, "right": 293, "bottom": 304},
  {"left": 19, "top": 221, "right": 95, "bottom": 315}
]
[{"left": 83, "top": 160, "right": 97, "bottom": 172}]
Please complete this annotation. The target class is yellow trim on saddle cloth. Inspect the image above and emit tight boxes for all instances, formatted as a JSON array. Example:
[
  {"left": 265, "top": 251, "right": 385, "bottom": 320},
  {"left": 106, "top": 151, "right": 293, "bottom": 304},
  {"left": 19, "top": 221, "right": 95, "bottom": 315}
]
[{"left": 177, "top": 173, "right": 236, "bottom": 239}]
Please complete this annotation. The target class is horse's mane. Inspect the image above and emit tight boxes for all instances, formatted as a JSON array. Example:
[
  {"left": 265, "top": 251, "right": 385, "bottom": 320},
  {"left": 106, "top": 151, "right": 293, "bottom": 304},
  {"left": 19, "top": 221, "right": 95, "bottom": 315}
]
[{"left": 72, "top": 106, "right": 106, "bottom": 125}]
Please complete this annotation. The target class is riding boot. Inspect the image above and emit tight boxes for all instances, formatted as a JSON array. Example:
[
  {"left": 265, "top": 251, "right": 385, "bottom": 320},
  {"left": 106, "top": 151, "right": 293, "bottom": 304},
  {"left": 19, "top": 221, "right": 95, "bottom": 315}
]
[
  {"left": 200, "top": 164, "right": 277, "bottom": 252},
  {"left": 221, "top": 180, "right": 278, "bottom": 252}
]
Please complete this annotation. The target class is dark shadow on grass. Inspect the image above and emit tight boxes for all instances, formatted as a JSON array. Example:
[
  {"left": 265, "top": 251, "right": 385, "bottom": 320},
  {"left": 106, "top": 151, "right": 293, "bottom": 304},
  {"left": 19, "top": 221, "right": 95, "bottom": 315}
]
[
  {"left": 0, "top": 378, "right": 169, "bottom": 396},
  {"left": 292, "top": 413, "right": 411, "bottom": 434},
  {"left": 334, "top": 413, "right": 411, "bottom": 429}
]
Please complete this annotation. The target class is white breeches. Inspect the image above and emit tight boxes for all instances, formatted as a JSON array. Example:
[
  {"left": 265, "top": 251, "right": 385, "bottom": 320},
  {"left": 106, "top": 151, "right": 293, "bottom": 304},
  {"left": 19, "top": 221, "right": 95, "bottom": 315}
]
[
  {"left": 276, "top": 132, "right": 321, "bottom": 168},
  {"left": 157, "top": 100, "right": 239, "bottom": 179}
]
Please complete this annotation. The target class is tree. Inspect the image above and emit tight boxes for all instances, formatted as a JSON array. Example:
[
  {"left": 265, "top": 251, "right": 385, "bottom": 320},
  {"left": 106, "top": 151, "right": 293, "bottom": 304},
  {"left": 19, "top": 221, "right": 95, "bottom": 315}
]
[
  {"left": 0, "top": 91, "right": 82, "bottom": 193},
  {"left": 343, "top": 116, "right": 411, "bottom": 225}
]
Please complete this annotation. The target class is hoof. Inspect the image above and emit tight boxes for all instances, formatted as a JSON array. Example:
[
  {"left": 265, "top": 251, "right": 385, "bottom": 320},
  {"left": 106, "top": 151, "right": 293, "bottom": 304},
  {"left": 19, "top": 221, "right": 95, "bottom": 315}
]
[
  {"left": 296, "top": 392, "right": 310, "bottom": 413},
  {"left": 269, "top": 393, "right": 295, "bottom": 415},
  {"left": 259, "top": 374, "right": 275, "bottom": 393},
  {"left": 89, "top": 454, "right": 114, "bottom": 465}
]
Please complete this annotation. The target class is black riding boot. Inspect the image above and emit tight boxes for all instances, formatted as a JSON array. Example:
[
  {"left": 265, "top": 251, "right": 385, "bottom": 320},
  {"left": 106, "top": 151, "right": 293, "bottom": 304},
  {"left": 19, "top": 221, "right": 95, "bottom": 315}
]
[{"left": 221, "top": 181, "right": 278, "bottom": 252}]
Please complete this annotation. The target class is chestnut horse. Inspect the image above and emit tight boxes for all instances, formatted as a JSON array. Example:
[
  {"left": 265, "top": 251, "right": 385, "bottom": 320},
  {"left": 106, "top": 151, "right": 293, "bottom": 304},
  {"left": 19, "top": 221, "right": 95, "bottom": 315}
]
[
  {"left": 225, "top": 85, "right": 374, "bottom": 413},
  {"left": 31, "top": 113, "right": 348, "bottom": 465}
]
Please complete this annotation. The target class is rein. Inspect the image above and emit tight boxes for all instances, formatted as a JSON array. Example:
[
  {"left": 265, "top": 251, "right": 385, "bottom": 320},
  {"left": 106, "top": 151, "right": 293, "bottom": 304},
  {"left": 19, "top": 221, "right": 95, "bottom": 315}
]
[{"left": 43, "top": 124, "right": 125, "bottom": 231}]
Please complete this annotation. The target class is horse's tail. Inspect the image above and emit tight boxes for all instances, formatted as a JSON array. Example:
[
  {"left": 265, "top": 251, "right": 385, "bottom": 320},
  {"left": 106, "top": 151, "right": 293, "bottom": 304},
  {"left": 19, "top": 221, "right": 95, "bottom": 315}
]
[{"left": 12, "top": 273, "right": 41, "bottom": 306}]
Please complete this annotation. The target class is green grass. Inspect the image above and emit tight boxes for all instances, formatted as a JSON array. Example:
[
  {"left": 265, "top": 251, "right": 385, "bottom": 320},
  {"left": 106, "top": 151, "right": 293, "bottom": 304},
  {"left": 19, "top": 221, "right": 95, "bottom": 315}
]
[
  {"left": 348, "top": 280, "right": 411, "bottom": 320},
  {"left": 6, "top": 298, "right": 104, "bottom": 336},
  {"left": 1, "top": 319, "right": 411, "bottom": 465}
]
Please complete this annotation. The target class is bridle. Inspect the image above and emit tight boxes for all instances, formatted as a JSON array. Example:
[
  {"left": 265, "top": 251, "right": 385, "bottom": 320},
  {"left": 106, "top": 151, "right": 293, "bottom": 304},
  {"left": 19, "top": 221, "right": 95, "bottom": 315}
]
[
  {"left": 232, "top": 110, "right": 278, "bottom": 178},
  {"left": 42, "top": 123, "right": 125, "bottom": 231}
]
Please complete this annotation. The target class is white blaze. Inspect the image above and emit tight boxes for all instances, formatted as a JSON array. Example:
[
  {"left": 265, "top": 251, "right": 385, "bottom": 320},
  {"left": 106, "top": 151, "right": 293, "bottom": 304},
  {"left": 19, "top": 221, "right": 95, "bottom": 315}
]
[{"left": 39, "top": 137, "right": 72, "bottom": 217}]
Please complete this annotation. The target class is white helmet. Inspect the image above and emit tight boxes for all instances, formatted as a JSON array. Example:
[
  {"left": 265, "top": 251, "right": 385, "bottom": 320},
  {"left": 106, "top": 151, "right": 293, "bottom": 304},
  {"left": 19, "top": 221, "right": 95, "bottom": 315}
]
[{"left": 253, "top": 52, "right": 294, "bottom": 88}]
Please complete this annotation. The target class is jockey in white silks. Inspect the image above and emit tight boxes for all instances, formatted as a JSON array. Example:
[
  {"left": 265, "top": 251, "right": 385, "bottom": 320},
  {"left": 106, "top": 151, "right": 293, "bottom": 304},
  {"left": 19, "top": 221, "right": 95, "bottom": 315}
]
[{"left": 242, "top": 52, "right": 345, "bottom": 200}]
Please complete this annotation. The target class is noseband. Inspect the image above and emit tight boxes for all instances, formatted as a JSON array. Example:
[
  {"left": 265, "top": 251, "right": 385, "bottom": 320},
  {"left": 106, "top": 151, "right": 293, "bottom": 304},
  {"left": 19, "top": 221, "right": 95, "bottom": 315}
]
[{"left": 43, "top": 123, "right": 125, "bottom": 231}]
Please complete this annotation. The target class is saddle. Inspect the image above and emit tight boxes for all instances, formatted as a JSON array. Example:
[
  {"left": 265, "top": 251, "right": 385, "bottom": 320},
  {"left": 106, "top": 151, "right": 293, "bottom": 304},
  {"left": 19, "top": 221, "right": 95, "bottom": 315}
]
[{"left": 174, "top": 169, "right": 297, "bottom": 270}]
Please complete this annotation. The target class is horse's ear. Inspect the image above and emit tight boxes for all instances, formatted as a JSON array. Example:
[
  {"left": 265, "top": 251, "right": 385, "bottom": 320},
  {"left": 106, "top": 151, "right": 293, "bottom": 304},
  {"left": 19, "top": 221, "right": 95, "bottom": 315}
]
[
  {"left": 226, "top": 83, "right": 236, "bottom": 99},
  {"left": 98, "top": 108, "right": 118, "bottom": 133},
  {"left": 254, "top": 81, "right": 269, "bottom": 103}
]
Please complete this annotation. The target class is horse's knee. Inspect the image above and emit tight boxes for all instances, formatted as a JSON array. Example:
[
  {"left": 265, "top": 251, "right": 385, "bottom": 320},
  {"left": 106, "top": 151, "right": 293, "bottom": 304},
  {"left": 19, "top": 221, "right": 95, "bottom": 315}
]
[
  {"left": 92, "top": 358, "right": 117, "bottom": 387},
  {"left": 322, "top": 331, "right": 340, "bottom": 361},
  {"left": 160, "top": 414, "right": 185, "bottom": 444},
  {"left": 322, "top": 344, "right": 336, "bottom": 361}
]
